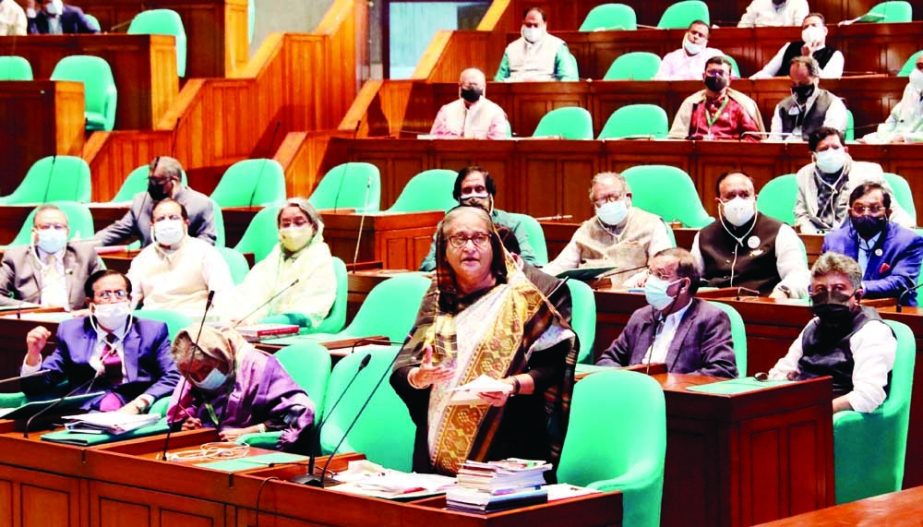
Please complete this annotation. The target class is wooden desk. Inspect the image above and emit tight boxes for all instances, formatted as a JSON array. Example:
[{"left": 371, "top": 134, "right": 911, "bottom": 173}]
[
  {"left": 0, "top": 81, "right": 85, "bottom": 197},
  {"left": 756, "top": 485, "right": 923, "bottom": 526},
  {"left": 322, "top": 211, "right": 442, "bottom": 270},
  {"left": 0, "top": 34, "right": 178, "bottom": 129}
]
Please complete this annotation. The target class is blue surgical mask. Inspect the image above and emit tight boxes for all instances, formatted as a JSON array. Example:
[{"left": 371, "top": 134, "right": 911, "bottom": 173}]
[
  {"left": 596, "top": 200, "right": 629, "bottom": 226},
  {"left": 192, "top": 367, "right": 229, "bottom": 392},
  {"left": 645, "top": 276, "right": 681, "bottom": 311},
  {"left": 814, "top": 147, "right": 846, "bottom": 174},
  {"left": 36, "top": 227, "right": 68, "bottom": 254}
]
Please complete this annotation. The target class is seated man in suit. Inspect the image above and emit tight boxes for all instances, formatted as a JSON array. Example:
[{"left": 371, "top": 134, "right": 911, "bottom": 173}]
[
  {"left": 21, "top": 269, "right": 180, "bottom": 413},
  {"left": 94, "top": 156, "right": 217, "bottom": 247},
  {"left": 26, "top": 0, "right": 98, "bottom": 34},
  {"left": 769, "top": 253, "right": 896, "bottom": 413},
  {"left": 692, "top": 171, "right": 810, "bottom": 298},
  {"left": 596, "top": 248, "right": 738, "bottom": 378},
  {"left": 768, "top": 56, "right": 847, "bottom": 141},
  {"left": 0, "top": 204, "right": 103, "bottom": 310},
  {"left": 822, "top": 182, "right": 923, "bottom": 306}
]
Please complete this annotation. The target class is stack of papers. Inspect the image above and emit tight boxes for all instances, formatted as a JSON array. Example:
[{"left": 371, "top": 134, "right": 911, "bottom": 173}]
[
  {"left": 449, "top": 375, "right": 512, "bottom": 406},
  {"left": 447, "top": 458, "right": 552, "bottom": 512},
  {"left": 330, "top": 460, "right": 455, "bottom": 500},
  {"left": 63, "top": 412, "right": 161, "bottom": 435},
  {"left": 237, "top": 323, "right": 300, "bottom": 342}
]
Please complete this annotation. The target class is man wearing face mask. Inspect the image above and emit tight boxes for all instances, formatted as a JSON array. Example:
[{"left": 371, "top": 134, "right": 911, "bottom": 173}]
[
  {"left": 0, "top": 205, "right": 102, "bottom": 310},
  {"left": 654, "top": 20, "right": 725, "bottom": 81},
  {"left": 26, "top": 0, "right": 98, "bottom": 34},
  {"left": 669, "top": 56, "right": 764, "bottom": 140},
  {"left": 751, "top": 12, "right": 843, "bottom": 79},
  {"left": 419, "top": 166, "right": 536, "bottom": 271},
  {"left": 543, "top": 172, "right": 673, "bottom": 285},
  {"left": 596, "top": 248, "right": 737, "bottom": 378},
  {"left": 768, "top": 56, "right": 847, "bottom": 141},
  {"left": 738, "top": 0, "right": 809, "bottom": 28},
  {"left": 430, "top": 68, "right": 510, "bottom": 139},
  {"left": 821, "top": 183, "right": 923, "bottom": 306},
  {"left": 495, "top": 7, "right": 578, "bottom": 82},
  {"left": 221, "top": 198, "right": 337, "bottom": 328},
  {"left": 769, "top": 253, "right": 896, "bottom": 413},
  {"left": 692, "top": 172, "right": 810, "bottom": 298},
  {"left": 862, "top": 54, "right": 923, "bottom": 144},
  {"left": 126, "top": 199, "right": 233, "bottom": 319},
  {"left": 21, "top": 270, "right": 180, "bottom": 413},
  {"left": 794, "top": 127, "right": 913, "bottom": 234},
  {"left": 94, "top": 156, "right": 217, "bottom": 248}
]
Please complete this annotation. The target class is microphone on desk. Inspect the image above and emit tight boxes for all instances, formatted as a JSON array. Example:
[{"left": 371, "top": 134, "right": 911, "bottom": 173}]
[
  {"left": 41, "top": 154, "right": 58, "bottom": 205},
  {"left": 597, "top": 264, "right": 650, "bottom": 280},
  {"left": 160, "top": 290, "right": 216, "bottom": 461},
  {"left": 351, "top": 172, "right": 374, "bottom": 266},
  {"left": 230, "top": 278, "right": 300, "bottom": 329},
  {"left": 895, "top": 282, "right": 923, "bottom": 312},
  {"left": 0, "top": 370, "right": 51, "bottom": 387},
  {"left": 247, "top": 121, "right": 282, "bottom": 210},
  {"left": 23, "top": 369, "right": 101, "bottom": 438},
  {"left": 735, "top": 287, "right": 761, "bottom": 300}
]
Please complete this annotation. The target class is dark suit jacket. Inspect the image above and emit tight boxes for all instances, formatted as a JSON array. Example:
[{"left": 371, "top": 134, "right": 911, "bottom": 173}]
[
  {"left": 22, "top": 317, "right": 180, "bottom": 404},
  {"left": 596, "top": 298, "right": 738, "bottom": 378},
  {"left": 28, "top": 5, "right": 99, "bottom": 34},
  {"left": 822, "top": 221, "right": 923, "bottom": 306},
  {"left": 93, "top": 186, "right": 217, "bottom": 247},
  {"left": 0, "top": 242, "right": 103, "bottom": 310}
]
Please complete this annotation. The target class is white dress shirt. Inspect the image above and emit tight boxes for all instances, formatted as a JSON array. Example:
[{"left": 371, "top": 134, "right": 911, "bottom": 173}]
[
  {"left": 654, "top": 47, "right": 725, "bottom": 81},
  {"left": 769, "top": 319, "right": 896, "bottom": 412},
  {"left": 751, "top": 44, "right": 845, "bottom": 79},
  {"left": 738, "top": 0, "right": 810, "bottom": 28},
  {"left": 864, "top": 83, "right": 923, "bottom": 144},
  {"left": 856, "top": 231, "right": 882, "bottom": 275},
  {"left": 642, "top": 299, "right": 692, "bottom": 364},
  {"left": 768, "top": 88, "right": 848, "bottom": 141}
]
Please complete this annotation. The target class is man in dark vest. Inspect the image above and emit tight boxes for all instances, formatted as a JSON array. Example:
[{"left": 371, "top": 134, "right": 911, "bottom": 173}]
[
  {"left": 691, "top": 171, "right": 809, "bottom": 298},
  {"left": 751, "top": 12, "right": 844, "bottom": 79},
  {"left": 768, "top": 252, "right": 896, "bottom": 413},
  {"left": 769, "top": 56, "right": 848, "bottom": 141}
]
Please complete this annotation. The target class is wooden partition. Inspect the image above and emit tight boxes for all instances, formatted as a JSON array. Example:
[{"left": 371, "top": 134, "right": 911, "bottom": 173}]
[
  {"left": 49, "top": 0, "right": 249, "bottom": 77},
  {"left": 0, "top": 82, "right": 85, "bottom": 196},
  {"left": 0, "top": 34, "right": 178, "bottom": 130},
  {"left": 83, "top": 0, "right": 368, "bottom": 201}
]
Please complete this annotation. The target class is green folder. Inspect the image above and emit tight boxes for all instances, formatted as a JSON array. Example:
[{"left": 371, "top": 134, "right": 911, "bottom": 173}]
[
  {"left": 195, "top": 452, "right": 309, "bottom": 472},
  {"left": 687, "top": 377, "right": 793, "bottom": 395},
  {"left": 41, "top": 419, "right": 171, "bottom": 446}
]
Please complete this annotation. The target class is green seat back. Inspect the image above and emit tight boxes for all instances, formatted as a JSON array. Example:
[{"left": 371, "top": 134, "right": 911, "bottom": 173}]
[
  {"left": 603, "top": 52, "right": 661, "bottom": 80},
  {"left": 708, "top": 301, "right": 747, "bottom": 377},
  {"left": 0, "top": 156, "right": 92, "bottom": 205},
  {"left": 5, "top": 201, "right": 95, "bottom": 248},
  {"left": 128, "top": 9, "right": 187, "bottom": 77},
  {"left": 568, "top": 280, "right": 597, "bottom": 363},
  {"left": 387, "top": 169, "right": 458, "bottom": 213},
  {"left": 598, "top": 104, "right": 668, "bottom": 139},
  {"left": 308, "top": 162, "right": 381, "bottom": 212},
  {"left": 311, "top": 257, "right": 348, "bottom": 334},
  {"left": 756, "top": 174, "right": 797, "bottom": 225},
  {"left": 898, "top": 50, "right": 923, "bottom": 76},
  {"left": 320, "top": 347, "right": 415, "bottom": 470},
  {"left": 233, "top": 206, "right": 280, "bottom": 264},
  {"left": 883, "top": 172, "right": 917, "bottom": 224},
  {"left": 211, "top": 200, "right": 226, "bottom": 247},
  {"left": 725, "top": 54, "right": 741, "bottom": 78},
  {"left": 558, "top": 370, "right": 666, "bottom": 527},
  {"left": 532, "top": 107, "right": 594, "bottom": 139},
  {"left": 833, "top": 320, "right": 915, "bottom": 503},
  {"left": 0, "top": 56, "right": 33, "bottom": 80},
  {"left": 657, "top": 0, "right": 709, "bottom": 29},
  {"left": 916, "top": 229, "right": 923, "bottom": 306},
  {"left": 508, "top": 213, "right": 548, "bottom": 265},
  {"left": 133, "top": 309, "right": 191, "bottom": 340},
  {"left": 845, "top": 109, "right": 855, "bottom": 141},
  {"left": 211, "top": 159, "right": 286, "bottom": 208},
  {"left": 217, "top": 246, "right": 249, "bottom": 285},
  {"left": 50, "top": 55, "right": 117, "bottom": 131},
  {"left": 579, "top": 3, "right": 637, "bottom": 31},
  {"left": 622, "top": 165, "right": 714, "bottom": 228},
  {"left": 111, "top": 164, "right": 189, "bottom": 203},
  {"left": 867, "top": 1, "right": 912, "bottom": 22},
  {"left": 339, "top": 274, "right": 429, "bottom": 343},
  {"left": 275, "top": 343, "right": 332, "bottom": 417},
  {"left": 84, "top": 13, "right": 101, "bottom": 31}
]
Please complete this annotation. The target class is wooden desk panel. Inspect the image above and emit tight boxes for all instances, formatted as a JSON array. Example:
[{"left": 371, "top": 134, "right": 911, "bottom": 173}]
[
  {"left": 0, "top": 34, "right": 178, "bottom": 130},
  {"left": 0, "top": 81, "right": 85, "bottom": 197},
  {"left": 321, "top": 211, "right": 442, "bottom": 270},
  {"left": 756, "top": 486, "right": 923, "bottom": 526}
]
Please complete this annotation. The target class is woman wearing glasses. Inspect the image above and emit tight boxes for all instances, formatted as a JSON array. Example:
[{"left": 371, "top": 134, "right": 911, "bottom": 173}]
[
  {"left": 391, "top": 205, "right": 577, "bottom": 477},
  {"left": 19, "top": 270, "right": 180, "bottom": 413}
]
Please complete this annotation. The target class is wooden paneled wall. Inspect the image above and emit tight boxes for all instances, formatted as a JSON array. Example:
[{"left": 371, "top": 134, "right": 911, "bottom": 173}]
[{"left": 83, "top": 0, "right": 368, "bottom": 201}]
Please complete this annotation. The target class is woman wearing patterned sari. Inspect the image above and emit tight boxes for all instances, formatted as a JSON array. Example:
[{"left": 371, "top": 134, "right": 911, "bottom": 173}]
[{"left": 391, "top": 206, "right": 577, "bottom": 477}]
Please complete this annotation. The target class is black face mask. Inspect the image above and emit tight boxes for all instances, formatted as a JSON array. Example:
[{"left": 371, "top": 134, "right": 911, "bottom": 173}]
[
  {"left": 791, "top": 83, "right": 815, "bottom": 103},
  {"left": 460, "top": 87, "right": 482, "bottom": 103},
  {"left": 851, "top": 215, "right": 888, "bottom": 240},
  {"left": 772, "top": 0, "right": 786, "bottom": 5},
  {"left": 704, "top": 75, "right": 728, "bottom": 93},
  {"left": 810, "top": 290, "right": 856, "bottom": 327},
  {"left": 148, "top": 183, "right": 169, "bottom": 201}
]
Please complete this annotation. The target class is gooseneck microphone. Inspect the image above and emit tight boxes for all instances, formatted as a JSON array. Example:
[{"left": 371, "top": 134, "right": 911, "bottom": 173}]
[
  {"left": 41, "top": 154, "right": 58, "bottom": 205},
  {"left": 246, "top": 121, "right": 282, "bottom": 209},
  {"left": 896, "top": 282, "right": 923, "bottom": 312},
  {"left": 24, "top": 370, "right": 100, "bottom": 438},
  {"left": 230, "top": 278, "right": 300, "bottom": 328}
]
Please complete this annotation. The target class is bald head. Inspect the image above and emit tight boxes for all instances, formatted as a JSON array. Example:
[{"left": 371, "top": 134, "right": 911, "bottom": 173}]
[
  {"left": 716, "top": 172, "right": 755, "bottom": 201},
  {"left": 459, "top": 68, "right": 486, "bottom": 101}
]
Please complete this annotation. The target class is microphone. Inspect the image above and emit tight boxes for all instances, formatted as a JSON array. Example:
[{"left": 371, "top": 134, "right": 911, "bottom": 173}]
[
  {"left": 41, "top": 154, "right": 58, "bottom": 204},
  {"left": 109, "top": 18, "right": 134, "bottom": 32},
  {"left": 24, "top": 369, "right": 100, "bottom": 438},
  {"left": 230, "top": 278, "right": 300, "bottom": 328},
  {"left": 0, "top": 369, "right": 50, "bottom": 386},
  {"left": 597, "top": 264, "right": 650, "bottom": 280},
  {"left": 331, "top": 162, "right": 351, "bottom": 213},
  {"left": 246, "top": 122, "right": 282, "bottom": 210},
  {"left": 351, "top": 172, "right": 374, "bottom": 265},
  {"left": 160, "top": 290, "right": 216, "bottom": 461},
  {"left": 896, "top": 282, "right": 923, "bottom": 312},
  {"left": 169, "top": 115, "right": 182, "bottom": 160}
]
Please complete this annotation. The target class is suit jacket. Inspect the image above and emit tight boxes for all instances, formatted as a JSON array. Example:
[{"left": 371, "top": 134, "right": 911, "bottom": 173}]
[
  {"left": 21, "top": 317, "right": 180, "bottom": 404},
  {"left": 27, "top": 5, "right": 98, "bottom": 34},
  {"left": 822, "top": 221, "right": 923, "bottom": 306},
  {"left": 94, "top": 186, "right": 217, "bottom": 247},
  {"left": 0, "top": 241, "right": 103, "bottom": 310},
  {"left": 597, "top": 298, "right": 738, "bottom": 378}
]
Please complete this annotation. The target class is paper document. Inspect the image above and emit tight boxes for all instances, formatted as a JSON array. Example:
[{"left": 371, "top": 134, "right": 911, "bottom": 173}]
[
  {"left": 449, "top": 375, "right": 512, "bottom": 405},
  {"left": 64, "top": 412, "right": 160, "bottom": 435},
  {"left": 332, "top": 460, "right": 455, "bottom": 500}
]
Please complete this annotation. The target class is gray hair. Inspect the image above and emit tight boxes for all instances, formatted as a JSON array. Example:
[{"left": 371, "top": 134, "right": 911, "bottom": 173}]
[
  {"left": 152, "top": 156, "right": 184, "bottom": 181},
  {"left": 33, "top": 204, "right": 67, "bottom": 227},
  {"left": 277, "top": 197, "right": 322, "bottom": 230},
  {"left": 811, "top": 253, "right": 862, "bottom": 290},
  {"left": 790, "top": 56, "right": 820, "bottom": 78},
  {"left": 588, "top": 172, "right": 630, "bottom": 201}
]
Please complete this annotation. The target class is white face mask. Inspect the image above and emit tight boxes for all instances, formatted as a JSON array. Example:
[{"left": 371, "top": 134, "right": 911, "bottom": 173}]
[
  {"left": 521, "top": 26, "right": 543, "bottom": 43},
  {"left": 683, "top": 35, "right": 704, "bottom": 56},
  {"left": 801, "top": 25, "right": 824, "bottom": 45},
  {"left": 192, "top": 367, "right": 229, "bottom": 392},
  {"left": 153, "top": 219, "right": 185, "bottom": 247},
  {"left": 36, "top": 227, "right": 68, "bottom": 254},
  {"left": 93, "top": 301, "right": 131, "bottom": 331},
  {"left": 720, "top": 197, "right": 756, "bottom": 228},
  {"left": 44, "top": 0, "right": 63, "bottom": 15},
  {"left": 909, "top": 68, "right": 923, "bottom": 92},
  {"left": 596, "top": 200, "right": 629, "bottom": 226},
  {"left": 814, "top": 147, "right": 847, "bottom": 174}
]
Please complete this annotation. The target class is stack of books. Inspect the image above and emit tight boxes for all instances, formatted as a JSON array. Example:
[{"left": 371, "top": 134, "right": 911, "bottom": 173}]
[
  {"left": 237, "top": 323, "right": 299, "bottom": 342},
  {"left": 446, "top": 458, "right": 551, "bottom": 513}
]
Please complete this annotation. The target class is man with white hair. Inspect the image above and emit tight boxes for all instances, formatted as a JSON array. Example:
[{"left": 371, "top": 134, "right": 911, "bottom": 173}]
[{"left": 429, "top": 68, "right": 510, "bottom": 139}]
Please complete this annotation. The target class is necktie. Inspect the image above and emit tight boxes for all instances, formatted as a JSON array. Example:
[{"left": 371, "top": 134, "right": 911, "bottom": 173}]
[{"left": 101, "top": 333, "right": 123, "bottom": 384}]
